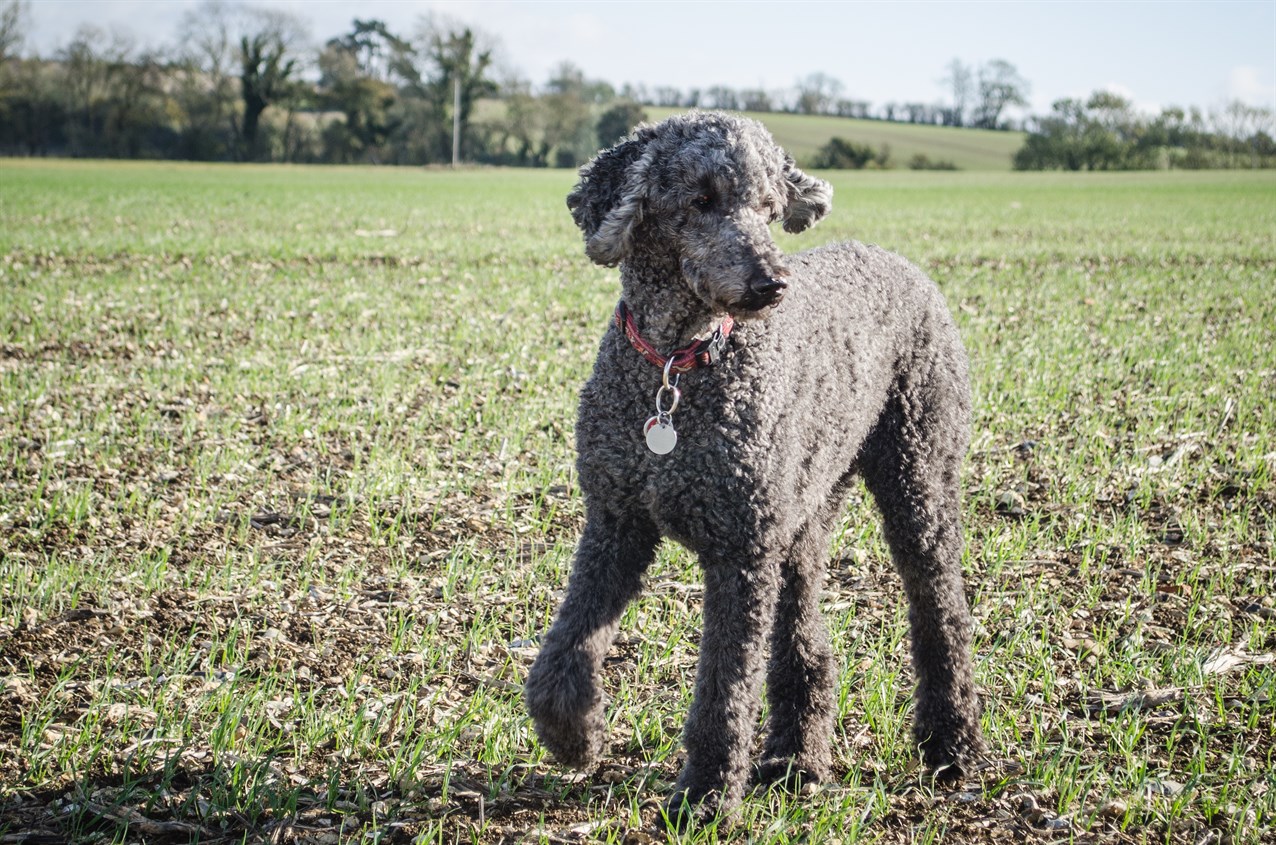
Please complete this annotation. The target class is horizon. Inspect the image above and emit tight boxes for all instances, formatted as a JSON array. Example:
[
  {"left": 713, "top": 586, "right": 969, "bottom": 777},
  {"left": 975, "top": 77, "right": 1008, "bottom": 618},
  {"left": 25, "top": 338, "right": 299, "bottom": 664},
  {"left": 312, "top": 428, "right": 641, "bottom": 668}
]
[{"left": 18, "top": 0, "right": 1276, "bottom": 118}]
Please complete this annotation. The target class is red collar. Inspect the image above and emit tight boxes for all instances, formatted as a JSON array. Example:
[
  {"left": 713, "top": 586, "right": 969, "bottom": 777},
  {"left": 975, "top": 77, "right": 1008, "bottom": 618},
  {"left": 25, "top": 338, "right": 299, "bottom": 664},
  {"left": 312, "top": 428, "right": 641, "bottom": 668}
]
[{"left": 615, "top": 302, "right": 734, "bottom": 374}]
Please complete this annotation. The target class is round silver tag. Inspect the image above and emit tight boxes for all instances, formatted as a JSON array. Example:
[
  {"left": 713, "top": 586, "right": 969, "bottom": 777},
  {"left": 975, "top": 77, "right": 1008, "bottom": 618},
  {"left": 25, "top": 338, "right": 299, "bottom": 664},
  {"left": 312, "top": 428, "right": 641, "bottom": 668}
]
[{"left": 644, "top": 417, "right": 678, "bottom": 454}]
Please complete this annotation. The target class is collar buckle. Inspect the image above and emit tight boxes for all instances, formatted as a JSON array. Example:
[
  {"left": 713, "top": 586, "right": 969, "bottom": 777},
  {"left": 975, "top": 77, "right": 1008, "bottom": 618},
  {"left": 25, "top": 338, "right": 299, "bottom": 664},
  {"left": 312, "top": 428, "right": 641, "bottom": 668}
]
[{"left": 703, "top": 326, "right": 728, "bottom": 365}]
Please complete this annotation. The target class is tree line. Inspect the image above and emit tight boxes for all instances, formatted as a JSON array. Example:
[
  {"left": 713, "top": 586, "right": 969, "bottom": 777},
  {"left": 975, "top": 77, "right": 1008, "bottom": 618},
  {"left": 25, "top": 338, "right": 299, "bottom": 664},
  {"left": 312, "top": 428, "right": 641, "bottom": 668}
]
[
  {"left": 1013, "top": 92, "right": 1274, "bottom": 170},
  {"left": 619, "top": 58, "right": 1030, "bottom": 130},
  {"left": 0, "top": 1, "right": 1036, "bottom": 167},
  {"left": 0, "top": 2, "right": 518, "bottom": 164},
  {"left": 1, "top": 1, "right": 1270, "bottom": 170}
]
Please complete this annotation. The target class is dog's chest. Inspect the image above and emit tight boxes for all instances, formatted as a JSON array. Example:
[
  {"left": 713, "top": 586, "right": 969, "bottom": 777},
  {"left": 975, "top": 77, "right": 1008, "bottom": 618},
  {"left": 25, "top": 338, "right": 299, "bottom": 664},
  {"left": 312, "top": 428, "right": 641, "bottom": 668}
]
[
  {"left": 638, "top": 437, "right": 763, "bottom": 552},
  {"left": 577, "top": 370, "right": 769, "bottom": 550}
]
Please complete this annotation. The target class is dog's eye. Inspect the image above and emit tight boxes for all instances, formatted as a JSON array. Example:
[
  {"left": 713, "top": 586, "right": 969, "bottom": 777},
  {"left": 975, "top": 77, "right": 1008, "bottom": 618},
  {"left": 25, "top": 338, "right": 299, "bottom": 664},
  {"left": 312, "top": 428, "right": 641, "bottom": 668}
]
[{"left": 692, "top": 193, "right": 714, "bottom": 212}]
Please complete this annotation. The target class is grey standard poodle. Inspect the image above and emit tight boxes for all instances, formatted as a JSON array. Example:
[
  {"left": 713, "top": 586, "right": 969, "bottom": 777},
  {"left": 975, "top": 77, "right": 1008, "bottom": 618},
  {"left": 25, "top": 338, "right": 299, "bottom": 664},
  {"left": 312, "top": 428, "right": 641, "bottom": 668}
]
[{"left": 524, "top": 111, "right": 985, "bottom": 827}]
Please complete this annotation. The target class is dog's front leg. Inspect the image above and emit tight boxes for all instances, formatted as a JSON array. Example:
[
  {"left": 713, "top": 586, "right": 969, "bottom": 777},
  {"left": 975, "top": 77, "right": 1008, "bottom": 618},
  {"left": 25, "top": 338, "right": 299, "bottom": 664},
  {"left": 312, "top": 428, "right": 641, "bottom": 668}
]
[
  {"left": 526, "top": 510, "right": 658, "bottom": 768},
  {"left": 664, "top": 555, "right": 781, "bottom": 828}
]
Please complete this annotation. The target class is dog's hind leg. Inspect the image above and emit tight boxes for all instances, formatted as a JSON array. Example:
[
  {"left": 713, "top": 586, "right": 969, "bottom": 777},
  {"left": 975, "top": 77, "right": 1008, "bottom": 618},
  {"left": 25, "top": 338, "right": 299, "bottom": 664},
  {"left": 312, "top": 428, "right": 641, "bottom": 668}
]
[
  {"left": 859, "top": 352, "right": 985, "bottom": 777},
  {"left": 525, "top": 509, "right": 659, "bottom": 768},
  {"left": 754, "top": 506, "right": 843, "bottom": 789}
]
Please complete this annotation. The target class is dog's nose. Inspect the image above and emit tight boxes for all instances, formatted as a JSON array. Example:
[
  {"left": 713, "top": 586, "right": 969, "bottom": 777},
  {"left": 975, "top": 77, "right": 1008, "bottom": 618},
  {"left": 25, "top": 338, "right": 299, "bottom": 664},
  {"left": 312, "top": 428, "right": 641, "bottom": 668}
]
[
  {"left": 750, "top": 277, "right": 788, "bottom": 297},
  {"left": 744, "top": 273, "right": 788, "bottom": 310}
]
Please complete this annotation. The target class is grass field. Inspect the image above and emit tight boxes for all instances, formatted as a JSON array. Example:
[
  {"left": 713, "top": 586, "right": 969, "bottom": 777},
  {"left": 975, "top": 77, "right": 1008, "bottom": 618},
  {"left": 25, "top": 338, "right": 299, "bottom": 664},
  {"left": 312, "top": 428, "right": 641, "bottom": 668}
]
[
  {"left": 641, "top": 109, "right": 1026, "bottom": 171},
  {"left": 1, "top": 159, "right": 1273, "bottom": 844}
]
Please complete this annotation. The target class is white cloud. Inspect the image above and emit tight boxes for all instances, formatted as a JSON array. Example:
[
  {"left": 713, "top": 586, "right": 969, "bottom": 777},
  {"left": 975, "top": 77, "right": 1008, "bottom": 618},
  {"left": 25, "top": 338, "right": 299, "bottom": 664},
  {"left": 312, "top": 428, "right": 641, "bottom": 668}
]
[
  {"left": 1100, "top": 82, "right": 1136, "bottom": 100},
  {"left": 563, "top": 12, "right": 607, "bottom": 44},
  {"left": 1098, "top": 82, "right": 1161, "bottom": 116},
  {"left": 1226, "top": 66, "right": 1276, "bottom": 109}
]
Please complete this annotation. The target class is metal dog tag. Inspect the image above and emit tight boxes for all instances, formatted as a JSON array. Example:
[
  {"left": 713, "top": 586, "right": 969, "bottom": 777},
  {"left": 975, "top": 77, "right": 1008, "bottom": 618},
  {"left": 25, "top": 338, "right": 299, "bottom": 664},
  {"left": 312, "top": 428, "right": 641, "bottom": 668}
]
[{"left": 644, "top": 416, "right": 678, "bottom": 454}]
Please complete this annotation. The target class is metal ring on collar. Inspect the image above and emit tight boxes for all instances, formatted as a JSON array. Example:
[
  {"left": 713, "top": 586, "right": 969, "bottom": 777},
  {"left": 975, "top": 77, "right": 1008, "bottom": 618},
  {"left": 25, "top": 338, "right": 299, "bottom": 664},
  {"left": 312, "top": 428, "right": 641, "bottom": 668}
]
[{"left": 655, "top": 384, "right": 681, "bottom": 416}]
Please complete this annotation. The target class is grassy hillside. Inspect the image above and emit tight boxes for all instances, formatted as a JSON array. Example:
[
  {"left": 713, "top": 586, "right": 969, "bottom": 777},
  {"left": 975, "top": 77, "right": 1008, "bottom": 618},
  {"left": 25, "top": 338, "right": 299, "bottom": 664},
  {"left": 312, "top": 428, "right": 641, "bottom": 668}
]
[
  {"left": 1, "top": 161, "right": 1273, "bottom": 844},
  {"left": 644, "top": 107, "right": 1026, "bottom": 171}
]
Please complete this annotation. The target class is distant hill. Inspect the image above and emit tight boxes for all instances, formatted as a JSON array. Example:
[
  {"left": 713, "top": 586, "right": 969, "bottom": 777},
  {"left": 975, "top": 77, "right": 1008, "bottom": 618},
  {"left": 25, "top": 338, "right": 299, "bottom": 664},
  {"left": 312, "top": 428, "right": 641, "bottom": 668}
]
[{"left": 643, "top": 108, "right": 1026, "bottom": 171}]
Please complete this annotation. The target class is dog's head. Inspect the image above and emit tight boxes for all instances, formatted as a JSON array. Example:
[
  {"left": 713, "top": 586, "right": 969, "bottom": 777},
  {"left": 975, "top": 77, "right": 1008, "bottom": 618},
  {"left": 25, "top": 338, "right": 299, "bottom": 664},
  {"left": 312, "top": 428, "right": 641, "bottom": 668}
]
[{"left": 567, "top": 111, "right": 833, "bottom": 316}]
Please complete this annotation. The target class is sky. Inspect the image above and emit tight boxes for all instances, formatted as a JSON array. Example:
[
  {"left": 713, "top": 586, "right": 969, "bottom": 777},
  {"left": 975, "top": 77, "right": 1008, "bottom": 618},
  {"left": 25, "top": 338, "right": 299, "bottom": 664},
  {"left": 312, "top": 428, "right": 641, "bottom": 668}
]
[{"left": 20, "top": 0, "right": 1276, "bottom": 117}]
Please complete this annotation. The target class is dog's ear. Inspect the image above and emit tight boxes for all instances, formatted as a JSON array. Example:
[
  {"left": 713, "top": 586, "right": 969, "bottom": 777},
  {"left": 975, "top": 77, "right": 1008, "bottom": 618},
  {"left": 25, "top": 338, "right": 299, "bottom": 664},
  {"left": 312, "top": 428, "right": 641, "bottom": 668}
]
[
  {"left": 567, "top": 131, "right": 657, "bottom": 266},
  {"left": 781, "top": 158, "right": 833, "bottom": 234}
]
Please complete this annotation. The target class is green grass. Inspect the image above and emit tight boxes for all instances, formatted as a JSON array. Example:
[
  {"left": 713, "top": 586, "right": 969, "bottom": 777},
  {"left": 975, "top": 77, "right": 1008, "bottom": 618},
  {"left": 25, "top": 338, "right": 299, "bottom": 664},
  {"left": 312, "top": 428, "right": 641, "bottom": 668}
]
[
  {"left": 643, "top": 109, "right": 1027, "bottom": 170},
  {"left": 1, "top": 159, "right": 1273, "bottom": 844}
]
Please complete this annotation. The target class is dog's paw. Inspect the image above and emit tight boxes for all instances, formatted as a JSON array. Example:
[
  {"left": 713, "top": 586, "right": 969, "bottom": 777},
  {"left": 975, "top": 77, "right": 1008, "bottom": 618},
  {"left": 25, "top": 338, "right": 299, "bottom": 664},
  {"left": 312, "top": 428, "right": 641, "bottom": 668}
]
[
  {"left": 530, "top": 707, "right": 606, "bottom": 769},
  {"left": 525, "top": 649, "right": 607, "bottom": 768},
  {"left": 917, "top": 725, "right": 988, "bottom": 783},
  {"left": 751, "top": 757, "right": 828, "bottom": 793},
  {"left": 658, "top": 785, "right": 731, "bottom": 832}
]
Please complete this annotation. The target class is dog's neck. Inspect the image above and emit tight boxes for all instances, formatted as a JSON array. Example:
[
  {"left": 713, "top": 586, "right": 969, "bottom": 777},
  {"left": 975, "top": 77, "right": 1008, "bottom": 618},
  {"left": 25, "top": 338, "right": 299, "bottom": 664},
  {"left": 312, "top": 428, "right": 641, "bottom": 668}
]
[{"left": 617, "top": 252, "right": 725, "bottom": 352}]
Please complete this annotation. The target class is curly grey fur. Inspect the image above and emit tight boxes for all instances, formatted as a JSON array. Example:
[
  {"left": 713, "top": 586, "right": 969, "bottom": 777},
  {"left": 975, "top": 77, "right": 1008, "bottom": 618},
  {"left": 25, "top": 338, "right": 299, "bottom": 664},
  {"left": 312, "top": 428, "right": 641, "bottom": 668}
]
[{"left": 526, "top": 111, "right": 984, "bottom": 828}]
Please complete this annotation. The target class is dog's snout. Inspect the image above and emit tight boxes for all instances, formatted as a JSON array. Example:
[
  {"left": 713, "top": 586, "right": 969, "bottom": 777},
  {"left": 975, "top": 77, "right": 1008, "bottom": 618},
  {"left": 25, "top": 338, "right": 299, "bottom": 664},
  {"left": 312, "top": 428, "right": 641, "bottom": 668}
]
[
  {"left": 750, "top": 276, "right": 788, "bottom": 296},
  {"left": 742, "top": 269, "right": 789, "bottom": 310}
]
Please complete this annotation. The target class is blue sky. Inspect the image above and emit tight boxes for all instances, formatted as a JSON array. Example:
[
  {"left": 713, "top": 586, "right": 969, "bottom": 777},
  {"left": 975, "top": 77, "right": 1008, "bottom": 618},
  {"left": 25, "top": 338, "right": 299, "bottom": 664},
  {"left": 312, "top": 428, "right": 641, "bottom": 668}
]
[{"left": 22, "top": 0, "right": 1276, "bottom": 116}]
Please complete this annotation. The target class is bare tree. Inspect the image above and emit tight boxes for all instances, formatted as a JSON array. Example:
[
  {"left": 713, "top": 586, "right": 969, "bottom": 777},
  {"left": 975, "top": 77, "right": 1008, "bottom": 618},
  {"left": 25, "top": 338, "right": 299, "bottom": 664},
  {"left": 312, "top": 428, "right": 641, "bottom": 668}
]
[
  {"left": 58, "top": 26, "right": 165, "bottom": 157},
  {"left": 703, "top": 86, "right": 738, "bottom": 111},
  {"left": 59, "top": 26, "right": 125, "bottom": 154},
  {"left": 1212, "top": 99, "right": 1273, "bottom": 168},
  {"left": 941, "top": 58, "right": 972, "bottom": 126},
  {"left": 541, "top": 86, "right": 591, "bottom": 167},
  {"left": 173, "top": 0, "right": 240, "bottom": 158},
  {"left": 498, "top": 82, "right": 545, "bottom": 165},
  {"left": 0, "top": 0, "right": 27, "bottom": 140},
  {"left": 619, "top": 82, "right": 648, "bottom": 104},
  {"left": 652, "top": 86, "right": 681, "bottom": 107},
  {"left": 795, "top": 72, "right": 842, "bottom": 115},
  {"left": 0, "top": 0, "right": 25, "bottom": 63},
  {"left": 904, "top": 102, "right": 932, "bottom": 124},
  {"left": 1252, "top": 106, "right": 1276, "bottom": 164},
  {"left": 739, "top": 88, "right": 772, "bottom": 112},
  {"left": 973, "top": 59, "right": 1029, "bottom": 129},
  {"left": 178, "top": 0, "right": 236, "bottom": 83},
  {"left": 835, "top": 99, "right": 871, "bottom": 119}
]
